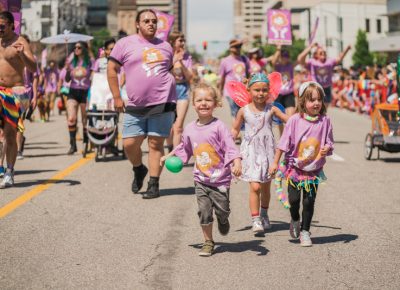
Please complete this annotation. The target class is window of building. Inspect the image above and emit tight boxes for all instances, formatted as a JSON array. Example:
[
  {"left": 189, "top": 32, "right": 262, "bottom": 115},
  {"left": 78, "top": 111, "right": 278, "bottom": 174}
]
[
  {"left": 42, "top": 23, "right": 51, "bottom": 38},
  {"left": 365, "top": 18, "right": 370, "bottom": 33},
  {"left": 377, "top": 19, "right": 382, "bottom": 33},
  {"left": 41, "top": 5, "right": 51, "bottom": 18},
  {"left": 338, "top": 17, "right": 343, "bottom": 33}
]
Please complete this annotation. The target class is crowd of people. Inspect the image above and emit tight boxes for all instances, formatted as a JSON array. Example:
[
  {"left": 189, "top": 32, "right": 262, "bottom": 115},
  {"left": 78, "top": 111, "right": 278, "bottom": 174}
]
[{"left": 0, "top": 8, "right": 398, "bottom": 257}]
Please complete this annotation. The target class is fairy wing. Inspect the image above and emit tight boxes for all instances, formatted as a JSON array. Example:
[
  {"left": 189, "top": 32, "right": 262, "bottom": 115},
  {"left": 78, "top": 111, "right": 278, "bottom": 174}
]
[
  {"left": 226, "top": 81, "right": 251, "bottom": 107},
  {"left": 268, "top": 72, "right": 282, "bottom": 101}
]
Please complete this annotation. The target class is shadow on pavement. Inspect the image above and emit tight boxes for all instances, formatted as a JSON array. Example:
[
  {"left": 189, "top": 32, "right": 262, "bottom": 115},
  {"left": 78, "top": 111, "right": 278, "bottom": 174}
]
[
  {"left": 15, "top": 169, "right": 57, "bottom": 176},
  {"left": 160, "top": 187, "right": 194, "bottom": 196},
  {"left": 334, "top": 141, "right": 350, "bottom": 144},
  {"left": 13, "top": 179, "right": 81, "bottom": 188},
  {"left": 23, "top": 153, "right": 67, "bottom": 158},
  {"left": 381, "top": 157, "right": 400, "bottom": 163},
  {"left": 25, "top": 142, "right": 59, "bottom": 145},
  {"left": 289, "top": 234, "right": 358, "bottom": 245},
  {"left": 189, "top": 240, "right": 269, "bottom": 256},
  {"left": 236, "top": 221, "right": 342, "bottom": 233},
  {"left": 24, "top": 146, "right": 65, "bottom": 150}
]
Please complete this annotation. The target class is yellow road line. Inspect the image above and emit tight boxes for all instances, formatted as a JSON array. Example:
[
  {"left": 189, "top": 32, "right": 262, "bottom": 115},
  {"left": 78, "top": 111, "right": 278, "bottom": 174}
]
[{"left": 0, "top": 153, "right": 95, "bottom": 219}]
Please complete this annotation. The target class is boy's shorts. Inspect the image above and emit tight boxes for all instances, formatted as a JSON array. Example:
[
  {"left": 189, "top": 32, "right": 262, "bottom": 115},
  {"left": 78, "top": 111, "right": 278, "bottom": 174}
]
[
  {"left": 122, "top": 111, "right": 174, "bottom": 138},
  {"left": 194, "top": 182, "right": 230, "bottom": 226},
  {"left": 176, "top": 83, "right": 189, "bottom": 101}
]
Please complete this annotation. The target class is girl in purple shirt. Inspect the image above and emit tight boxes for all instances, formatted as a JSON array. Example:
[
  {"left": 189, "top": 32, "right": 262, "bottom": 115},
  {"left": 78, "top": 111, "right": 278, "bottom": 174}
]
[
  {"left": 270, "top": 81, "right": 334, "bottom": 247},
  {"left": 43, "top": 60, "right": 59, "bottom": 121}
]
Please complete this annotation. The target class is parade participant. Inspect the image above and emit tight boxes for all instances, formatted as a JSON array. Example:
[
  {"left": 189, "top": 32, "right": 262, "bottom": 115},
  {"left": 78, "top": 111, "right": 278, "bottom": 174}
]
[
  {"left": 43, "top": 60, "right": 59, "bottom": 121},
  {"left": 16, "top": 34, "right": 39, "bottom": 160},
  {"left": 92, "top": 38, "right": 115, "bottom": 74},
  {"left": 108, "top": 9, "right": 176, "bottom": 199},
  {"left": 298, "top": 43, "right": 351, "bottom": 107},
  {"left": 248, "top": 47, "right": 271, "bottom": 74},
  {"left": 0, "top": 11, "right": 37, "bottom": 188},
  {"left": 231, "top": 73, "right": 288, "bottom": 234},
  {"left": 166, "top": 31, "right": 193, "bottom": 152},
  {"left": 219, "top": 39, "right": 250, "bottom": 142},
  {"left": 65, "top": 41, "right": 94, "bottom": 155},
  {"left": 269, "top": 81, "right": 334, "bottom": 247},
  {"left": 57, "top": 63, "right": 70, "bottom": 116},
  {"left": 161, "top": 83, "right": 242, "bottom": 256}
]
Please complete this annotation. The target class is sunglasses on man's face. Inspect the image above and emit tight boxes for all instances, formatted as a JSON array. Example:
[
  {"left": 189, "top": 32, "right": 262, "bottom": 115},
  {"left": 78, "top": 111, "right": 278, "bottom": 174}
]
[
  {"left": 142, "top": 19, "right": 157, "bottom": 24},
  {"left": 0, "top": 24, "right": 8, "bottom": 30}
]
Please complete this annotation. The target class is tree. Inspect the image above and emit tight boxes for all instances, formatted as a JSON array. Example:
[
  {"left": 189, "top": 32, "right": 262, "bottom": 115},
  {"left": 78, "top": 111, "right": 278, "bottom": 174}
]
[
  {"left": 352, "top": 30, "right": 374, "bottom": 67},
  {"left": 91, "top": 28, "right": 112, "bottom": 57}
]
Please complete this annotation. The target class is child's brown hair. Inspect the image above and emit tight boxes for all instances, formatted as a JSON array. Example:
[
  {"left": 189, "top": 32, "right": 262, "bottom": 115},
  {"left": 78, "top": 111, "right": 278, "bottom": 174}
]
[
  {"left": 296, "top": 83, "right": 327, "bottom": 115},
  {"left": 192, "top": 83, "right": 222, "bottom": 107}
]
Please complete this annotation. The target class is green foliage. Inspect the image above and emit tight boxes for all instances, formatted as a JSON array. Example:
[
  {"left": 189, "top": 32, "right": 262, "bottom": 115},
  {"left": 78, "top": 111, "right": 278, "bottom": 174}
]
[
  {"left": 261, "top": 36, "right": 306, "bottom": 63},
  {"left": 188, "top": 48, "right": 203, "bottom": 63},
  {"left": 373, "top": 52, "right": 388, "bottom": 67},
  {"left": 352, "top": 30, "right": 374, "bottom": 67},
  {"left": 91, "top": 28, "right": 112, "bottom": 56}
]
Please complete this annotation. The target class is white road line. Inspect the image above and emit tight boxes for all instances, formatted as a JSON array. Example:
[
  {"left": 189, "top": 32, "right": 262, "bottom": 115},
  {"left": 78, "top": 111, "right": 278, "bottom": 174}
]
[{"left": 329, "top": 152, "right": 345, "bottom": 162}]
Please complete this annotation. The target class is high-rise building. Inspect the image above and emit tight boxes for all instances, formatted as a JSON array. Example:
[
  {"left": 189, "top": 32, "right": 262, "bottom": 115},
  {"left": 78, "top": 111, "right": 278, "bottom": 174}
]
[
  {"left": 108, "top": 0, "right": 137, "bottom": 36},
  {"left": 58, "top": 0, "right": 89, "bottom": 33},
  {"left": 87, "top": 0, "right": 108, "bottom": 31}
]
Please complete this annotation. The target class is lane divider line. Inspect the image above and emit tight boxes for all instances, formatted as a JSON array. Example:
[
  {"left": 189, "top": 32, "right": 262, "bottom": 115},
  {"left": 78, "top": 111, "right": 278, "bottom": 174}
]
[{"left": 0, "top": 153, "right": 95, "bottom": 219}]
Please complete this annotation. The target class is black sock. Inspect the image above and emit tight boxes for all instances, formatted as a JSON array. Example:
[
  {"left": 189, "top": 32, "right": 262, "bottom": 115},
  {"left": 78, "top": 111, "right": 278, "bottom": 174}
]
[
  {"left": 133, "top": 164, "right": 145, "bottom": 172},
  {"left": 68, "top": 124, "right": 77, "bottom": 141},
  {"left": 149, "top": 176, "right": 159, "bottom": 184}
]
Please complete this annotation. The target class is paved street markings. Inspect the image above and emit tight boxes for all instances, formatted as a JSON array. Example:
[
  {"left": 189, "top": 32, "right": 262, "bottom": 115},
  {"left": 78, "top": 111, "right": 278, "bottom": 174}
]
[{"left": 0, "top": 153, "right": 95, "bottom": 219}]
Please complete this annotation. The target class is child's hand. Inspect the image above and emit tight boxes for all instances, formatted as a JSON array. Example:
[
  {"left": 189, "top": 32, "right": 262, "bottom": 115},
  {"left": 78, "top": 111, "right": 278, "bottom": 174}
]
[
  {"left": 160, "top": 155, "right": 167, "bottom": 166},
  {"left": 319, "top": 145, "right": 330, "bottom": 157},
  {"left": 231, "top": 159, "right": 242, "bottom": 177},
  {"left": 268, "top": 163, "right": 278, "bottom": 176}
]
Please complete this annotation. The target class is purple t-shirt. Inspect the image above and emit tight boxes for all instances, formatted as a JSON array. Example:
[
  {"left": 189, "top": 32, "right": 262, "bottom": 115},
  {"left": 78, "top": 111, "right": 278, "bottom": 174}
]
[
  {"left": 92, "top": 57, "right": 108, "bottom": 74},
  {"left": 219, "top": 55, "right": 250, "bottom": 96},
  {"left": 44, "top": 67, "right": 59, "bottom": 93},
  {"left": 249, "top": 59, "right": 267, "bottom": 74},
  {"left": 173, "top": 52, "right": 192, "bottom": 84},
  {"left": 110, "top": 34, "right": 176, "bottom": 107},
  {"left": 68, "top": 56, "right": 94, "bottom": 90},
  {"left": 59, "top": 68, "right": 70, "bottom": 88},
  {"left": 277, "top": 113, "right": 334, "bottom": 175},
  {"left": 275, "top": 63, "right": 294, "bottom": 95},
  {"left": 306, "top": 58, "right": 337, "bottom": 88},
  {"left": 174, "top": 118, "right": 241, "bottom": 188}
]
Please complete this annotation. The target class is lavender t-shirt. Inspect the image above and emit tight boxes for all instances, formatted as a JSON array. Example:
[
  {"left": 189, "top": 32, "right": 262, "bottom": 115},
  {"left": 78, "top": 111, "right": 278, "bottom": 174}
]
[
  {"left": 174, "top": 118, "right": 241, "bottom": 188},
  {"left": 173, "top": 52, "right": 192, "bottom": 84},
  {"left": 59, "top": 68, "right": 71, "bottom": 88},
  {"left": 68, "top": 57, "right": 94, "bottom": 90},
  {"left": 44, "top": 68, "right": 59, "bottom": 93},
  {"left": 92, "top": 57, "right": 108, "bottom": 74},
  {"left": 306, "top": 58, "right": 337, "bottom": 88},
  {"left": 110, "top": 34, "right": 176, "bottom": 107},
  {"left": 219, "top": 55, "right": 250, "bottom": 96},
  {"left": 275, "top": 63, "right": 294, "bottom": 95},
  {"left": 277, "top": 113, "right": 334, "bottom": 173}
]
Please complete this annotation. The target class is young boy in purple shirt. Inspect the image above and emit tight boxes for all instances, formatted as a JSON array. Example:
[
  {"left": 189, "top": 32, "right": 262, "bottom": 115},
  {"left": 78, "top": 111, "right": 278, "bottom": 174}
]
[{"left": 161, "top": 83, "right": 242, "bottom": 257}]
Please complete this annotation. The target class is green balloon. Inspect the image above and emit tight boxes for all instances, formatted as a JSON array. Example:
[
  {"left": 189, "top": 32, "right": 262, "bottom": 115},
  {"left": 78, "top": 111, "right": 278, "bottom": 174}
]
[{"left": 165, "top": 156, "right": 183, "bottom": 173}]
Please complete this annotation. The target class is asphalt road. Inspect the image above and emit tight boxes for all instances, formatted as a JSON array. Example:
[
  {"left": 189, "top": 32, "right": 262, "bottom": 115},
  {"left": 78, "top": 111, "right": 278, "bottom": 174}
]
[{"left": 0, "top": 104, "right": 399, "bottom": 290}]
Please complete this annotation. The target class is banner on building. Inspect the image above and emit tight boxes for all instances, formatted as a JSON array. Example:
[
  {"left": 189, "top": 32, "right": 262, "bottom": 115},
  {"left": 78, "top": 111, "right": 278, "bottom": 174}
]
[
  {"left": 7, "top": 0, "right": 21, "bottom": 13},
  {"left": 154, "top": 10, "right": 174, "bottom": 41},
  {"left": 267, "top": 9, "right": 292, "bottom": 45},
  {"left": 0, "top": 0, "right": 8, "bottom": 12},
  {"left": 12, "top": 11, "right": 21, "bottom": 34}
]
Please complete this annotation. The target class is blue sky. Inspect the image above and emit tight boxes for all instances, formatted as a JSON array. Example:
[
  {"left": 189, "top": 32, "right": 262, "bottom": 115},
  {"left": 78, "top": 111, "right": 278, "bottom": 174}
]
[{"left": 187, "top": 0, "right": 234, "bottom": 56}]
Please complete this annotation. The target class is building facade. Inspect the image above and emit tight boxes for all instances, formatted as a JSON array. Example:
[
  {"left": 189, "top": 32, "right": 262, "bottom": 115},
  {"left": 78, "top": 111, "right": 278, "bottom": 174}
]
[
  {"left": 58, "top": 0, "right": 89, "bottom": 33},
  {"left": 21, "top": 0, "right": 59, "bottom": 41}
]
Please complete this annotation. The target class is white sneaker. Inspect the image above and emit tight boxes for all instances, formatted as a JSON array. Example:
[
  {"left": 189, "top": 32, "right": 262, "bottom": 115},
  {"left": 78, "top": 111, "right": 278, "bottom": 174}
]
[
  {"left": 0, "top": 170, "right": 14, "bottom": 189},
  {"left": 300, "top": 230, "right": 312, "bottom": 247},
  {"left": 17, "top": 151, "right": 24, "bottom": 160},
  {"left": 261, "top": 215, "right": 272, "bottom": 230},
  {"left": 252, "top": 218, "right": 264, "bottom": 233}
]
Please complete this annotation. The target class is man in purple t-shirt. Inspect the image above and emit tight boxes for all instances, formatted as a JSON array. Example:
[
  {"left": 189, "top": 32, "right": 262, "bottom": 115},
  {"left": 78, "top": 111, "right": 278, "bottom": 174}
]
[
  {"left": 298, "top": 43, "right": 351, "bottom": 106},
  {"left": 108, "top": 9, "right": 176, "bottom": 199}
]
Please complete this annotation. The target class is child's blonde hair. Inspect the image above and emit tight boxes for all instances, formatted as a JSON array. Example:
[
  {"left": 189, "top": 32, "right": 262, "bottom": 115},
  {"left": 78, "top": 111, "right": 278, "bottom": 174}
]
[
  {"left": 192, "top": 83, "right": 223, "bottom": 107},
  {"left": 296, "top": 83, "right": 327, "bottom": 115}
]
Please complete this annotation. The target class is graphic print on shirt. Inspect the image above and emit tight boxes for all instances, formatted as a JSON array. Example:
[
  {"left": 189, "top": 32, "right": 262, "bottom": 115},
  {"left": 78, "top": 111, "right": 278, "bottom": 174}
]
[
  {"left": 142, "top": 47, "right": 164, "bottom": 77},
  {"left": 72, "top": 66, "right": 88, "bottom": 87},
  {"left": 315, "top": 67, "right": 329, "bottom": 84},
  {"left": 193, "top": 143, "right": 222, "bottom": 183},
  {"left": 281, "top": 71, "right": 292, "bottom": 91},
  {"left": 293, "top": 136, "right": 322, "bottom": 171},
  {"left": 233, "top": 63, "right": 246, "bottom": 81}
]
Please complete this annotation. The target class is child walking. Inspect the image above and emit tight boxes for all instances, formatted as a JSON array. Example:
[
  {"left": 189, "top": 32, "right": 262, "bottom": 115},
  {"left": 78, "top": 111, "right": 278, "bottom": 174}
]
[
  {"left": 269, "top": 81, "right": 334, "bottom": 247},
  {"left": 232, "top": 73, "right": 288, "bottom": 234},
  {"left": 161, "top": 83, "right": 242, "bottom": 257}
]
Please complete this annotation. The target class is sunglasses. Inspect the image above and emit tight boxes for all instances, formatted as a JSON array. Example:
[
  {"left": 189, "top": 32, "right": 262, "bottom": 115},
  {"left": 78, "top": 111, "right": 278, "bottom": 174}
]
[
  {"left": 74, "top": 46, "right": 82, "bottom": 50},
  {"left": 0, "top": 24, "right": 7, "bottom": 30},
  {"left": 142, "top": 19, "right": 157, "bottom": 24}
]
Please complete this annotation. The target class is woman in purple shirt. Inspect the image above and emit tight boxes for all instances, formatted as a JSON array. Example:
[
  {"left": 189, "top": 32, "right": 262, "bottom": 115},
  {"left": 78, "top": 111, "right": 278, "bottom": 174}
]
[
  {"left": 43, "top": 60, "right": 59, "bottom": 121},
  {"left": 65, "top": 41, "right": 94, "bottom": 155}
]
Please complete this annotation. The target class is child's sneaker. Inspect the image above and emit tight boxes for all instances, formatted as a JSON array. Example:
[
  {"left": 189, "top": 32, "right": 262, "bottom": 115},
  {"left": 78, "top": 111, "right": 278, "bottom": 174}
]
[
  {"left": 261, "top": 214, "right": 272, "bottom": 230},
  {"left": 290, "top": 219, "right": 300, "bottom": 239},
  {"left": 17, "top": 151, "right": 24, "bottom": 160},
  {"left": 0, "top": 170, "right": 14, "bottom": 189},
  {"left": 217, "top": 218, "right": 230, "bottom": 236},
  {"left": 0, "top": 166, "right": 5, "bottom": 178},
  {"left": 252, "top": 217, "right": 264, "bottom": 233},
  {"left": 131, "top": 164, "right": 148, "bottom": 194},
  {"left": 199, "top": 240, "right": 214, "bottom": 257},
  {"left": 300, "top": 230, "right": 312, "bottom": 247}
]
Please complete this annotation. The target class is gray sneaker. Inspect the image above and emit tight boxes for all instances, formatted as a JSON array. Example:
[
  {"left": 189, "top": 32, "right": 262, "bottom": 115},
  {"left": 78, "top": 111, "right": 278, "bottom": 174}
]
[
  {"left": 0, "top": 170, "right": 14, "bottom": 189},
  {"left": 290, "top": 219, "right": 301, "bottom": 239},
  {"left": 300, "top": 230, "right": 312, "bottom": 247},
  {"left": 261, "top": 215, "right": 272, "bottom": 230},
  {"left": 217, "top": 218, "right": 230, "bottom": 236},
  {"left": 252, "top": 218, "right": 264, "bottom": 233},
  {"left": 199, "top": 240, "right": 215, "bottom": 257}
]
